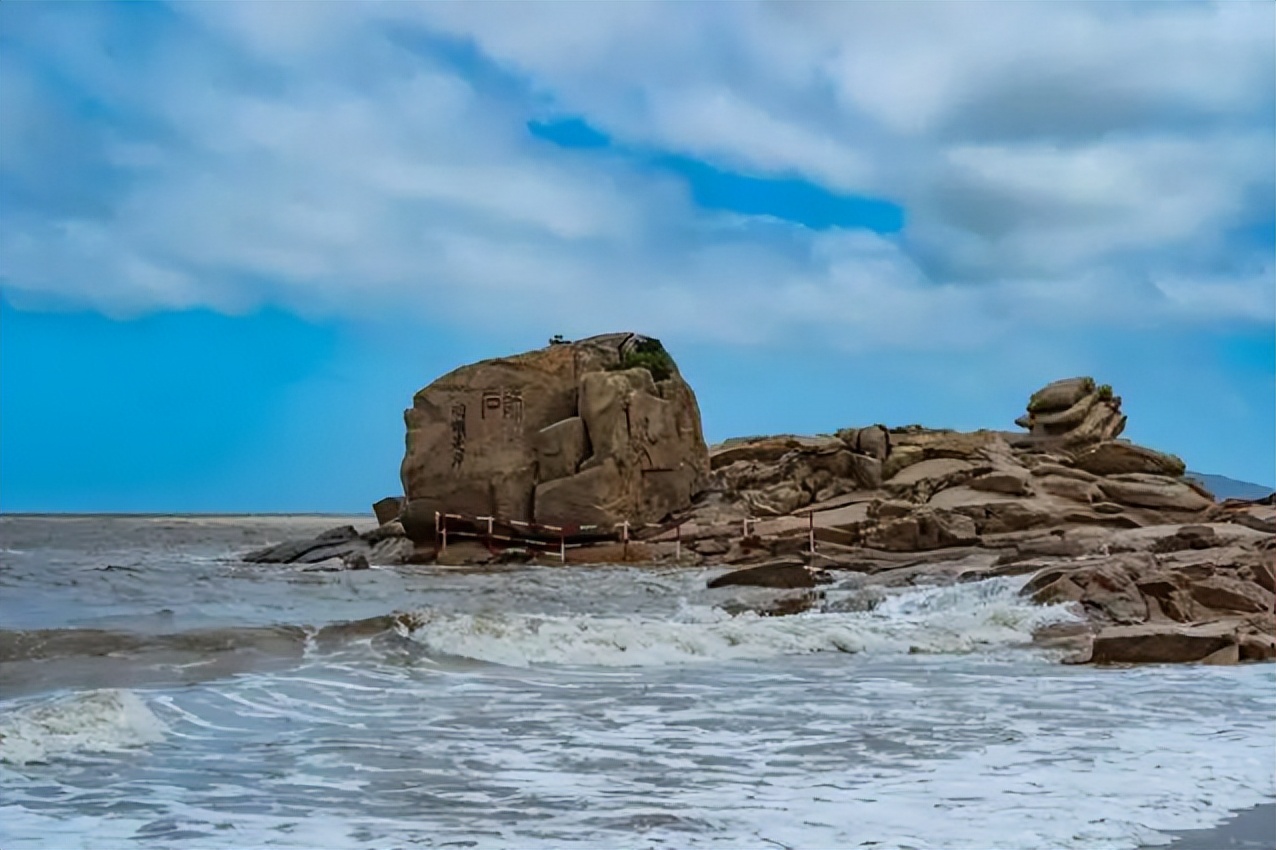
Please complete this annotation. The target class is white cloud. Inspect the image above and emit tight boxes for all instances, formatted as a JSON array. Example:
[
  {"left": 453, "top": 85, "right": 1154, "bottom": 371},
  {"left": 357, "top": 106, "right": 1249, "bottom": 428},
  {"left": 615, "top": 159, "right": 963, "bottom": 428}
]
[{"left": 0, "top": 0, "right": 1271, "bottom": 350}]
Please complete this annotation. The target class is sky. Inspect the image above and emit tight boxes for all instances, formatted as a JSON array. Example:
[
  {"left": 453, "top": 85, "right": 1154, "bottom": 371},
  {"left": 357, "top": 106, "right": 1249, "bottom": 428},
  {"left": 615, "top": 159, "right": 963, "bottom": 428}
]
[{"left": 0, "top": 1, "right": 1273, "bottom": 513}]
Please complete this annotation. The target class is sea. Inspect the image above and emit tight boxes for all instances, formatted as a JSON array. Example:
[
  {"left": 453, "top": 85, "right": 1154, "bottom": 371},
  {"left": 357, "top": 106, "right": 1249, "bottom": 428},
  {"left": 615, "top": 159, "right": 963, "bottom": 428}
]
[{"left": 1, "top": 515, "right": 1273, "bottom": 850}]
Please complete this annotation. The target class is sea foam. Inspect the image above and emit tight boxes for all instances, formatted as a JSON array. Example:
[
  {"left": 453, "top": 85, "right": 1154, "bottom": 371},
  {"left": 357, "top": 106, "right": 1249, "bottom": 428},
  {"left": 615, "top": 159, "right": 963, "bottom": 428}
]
[
  {"left": 404, "top": 575, "right": 1078, "bottom": 667},
  {"left": 0, "top": 688, "right": 168, "bottom": 765}
]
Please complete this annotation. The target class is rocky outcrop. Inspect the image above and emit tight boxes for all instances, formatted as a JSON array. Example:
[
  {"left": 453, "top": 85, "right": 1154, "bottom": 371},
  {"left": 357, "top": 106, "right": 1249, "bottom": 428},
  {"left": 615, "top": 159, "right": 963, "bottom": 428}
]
[
  {"left": 1022, "top": 540, "right": 1275, "bottom": 663},
  {"left": 1205, "top": 495, "right": 1276, "bottom": 534},
  {"left": 1014, "top": 377, "right": 1126, "bottom": 447},
  {"left": 244, "top": 365, "right": 1270, "bottom": 669},
  {"left": 243, "top": 522, "right": 416, "bottom": 566},
  {"left": 399, "top": 333, "right": 708, "bottom": 539},
  {"left": 709, "top": 436, "right": 881, "bottom": 516}
]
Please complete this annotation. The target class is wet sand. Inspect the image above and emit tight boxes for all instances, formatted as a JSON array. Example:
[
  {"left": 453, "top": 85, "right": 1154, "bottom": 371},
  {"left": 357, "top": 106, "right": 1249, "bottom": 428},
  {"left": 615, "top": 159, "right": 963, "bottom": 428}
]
[{"left": 1156, "top": 804, "right": 1275, "bottom": 850}]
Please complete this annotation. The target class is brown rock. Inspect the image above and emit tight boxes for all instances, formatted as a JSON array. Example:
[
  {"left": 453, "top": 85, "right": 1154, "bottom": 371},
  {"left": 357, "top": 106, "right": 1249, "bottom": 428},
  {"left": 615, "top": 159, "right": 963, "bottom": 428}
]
[
  {"left": 1030, "top": 464, "right": 1100, "bottom": 483},
  {"left": 715, "top": 442, "right": 879, "bottom": 516},
  {"left": 534, "top": 417, "right": 590, "bottom": 482},
  {"left": 885, "top": 457, "right": 984, "bottom": 502},
  {"left": 865, "top": 507, "right": 978, "bottom": 552},
  {"left": 1189, "top": 575, "right": 1274, "bottom": 614},
  {"left": 707, "top": 560, "right": 814, "bottom": 589},
  {"left": 1030, "top": 575, "right": 1087, "bottom": 605},
  {"left": 1090, "top": 621, "right": 1239, "bottom": 664},
  {"left": 399, "top": 334, "right": 708, "bottom": 540},
  {"left": 871, "top": 499, "right": 917, "bottom": 521},
  {"left": 535, "top": 458, "right": 626, "bottom": 527},
  {"left": 1248, "top": 558, "right": 1275, "bottom": 594},
  {"left": 1098, "top": 474, "right": 1215, "bottom": 512},
  {"left": 1239, "top": 632, "right": 1276, "bottom": 662},
  {"left": 1148, "top": 524, "right": 1218, "bottom": 553},
  {"left": 1205, "top": 500, "right": 1276, "bottom": 535},
  {"left": 1061, "top": 399, "right": 1127, "bottom": 447},
  {"left": 891, "top": 429, "right": 1004, "bottom": 461},
  {"left": 1035, "top": 474, "right": 1104, "bottom": 504},
  {"left": 1024, "top": 554, "right": 1153, "bottom": 624},
  {"left": 966, "top": 499, "right": 1060, "bottom": 535},
  {"left": 1079, "top": 563, "right": 1150, "bottom": 624},
  {"left": 710, "top": 435, "right": 829, "bottom": 470},
  {"left": 881, "top": 444, "right": 924, "bottom": 480},
  {"left": 968, "top": 470, "right": 1032, "bottom": 497},
  {"left": 1015, "top": 379, "right": 1126, "bottom": 447},
  {"left": 1071, "top": 441, "right": 1187, "bottom": 477},
  {"left": 838, "top": 425, "right": 891, "bottom": 461},
  {"left": 1026, "top": 377, "right": 1096, "bottom": 414},
  {"left": 372, "top": 496, "right": 404, "bottom": 526},
  {"left": 1030, "top": 391, "right": 1099, "bottom": 430}
]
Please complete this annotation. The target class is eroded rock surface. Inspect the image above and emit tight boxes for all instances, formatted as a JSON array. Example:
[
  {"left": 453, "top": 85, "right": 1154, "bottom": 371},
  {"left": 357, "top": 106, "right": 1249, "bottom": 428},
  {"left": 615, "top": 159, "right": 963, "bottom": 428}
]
[{"left": 398, "top": 333, "right": 708, "bottom": 539}]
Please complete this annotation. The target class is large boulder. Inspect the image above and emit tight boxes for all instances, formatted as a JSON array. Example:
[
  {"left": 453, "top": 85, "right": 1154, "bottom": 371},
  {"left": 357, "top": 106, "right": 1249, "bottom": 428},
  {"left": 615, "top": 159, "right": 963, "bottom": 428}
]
[
  {"left": 399, "top": 334, "right": 709, "bottom": 540},
  {"left": 1026, "top": 377, "right": 1095, "bottom": 415}
]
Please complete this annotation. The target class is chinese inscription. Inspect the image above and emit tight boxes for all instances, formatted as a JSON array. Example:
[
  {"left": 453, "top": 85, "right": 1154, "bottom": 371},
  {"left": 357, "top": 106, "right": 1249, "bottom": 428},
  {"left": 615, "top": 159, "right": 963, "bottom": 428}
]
[
  {"left": 450, "top": 402, "right": 467, "bottom": 468},
  {"left": 502, "top": 389, "right": 523, "bottom": 425}
]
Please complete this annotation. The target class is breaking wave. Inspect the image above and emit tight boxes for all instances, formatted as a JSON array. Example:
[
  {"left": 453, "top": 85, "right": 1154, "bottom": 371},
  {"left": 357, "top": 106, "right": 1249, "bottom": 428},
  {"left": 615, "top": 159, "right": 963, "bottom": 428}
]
[
  {"left": 0, "top": 615, "right": 408, "bottom": 665},
  {"left": 403, "top": 576, "right": 1078, "bottom": 667},
  {"left": 0, "top": 689, "right": 168, "bottom": 765}
]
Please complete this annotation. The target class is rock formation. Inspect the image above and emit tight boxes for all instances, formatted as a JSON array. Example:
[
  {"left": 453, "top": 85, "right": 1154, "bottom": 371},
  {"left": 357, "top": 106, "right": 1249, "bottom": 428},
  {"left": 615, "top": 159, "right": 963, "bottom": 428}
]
[
  {"left": 240, "top": 366, "right": 1274, "bottom": 668},
  {"left": 1012, "top": 376, "right": 1126, "bottom": 447},
  {"left": 243, "top": 522, "right": 414, "bottom": 567},
  {"left": 1024, "top": 536, "right": 1275, "bottom": 663},
  {"left": 397, "top": 333, "right": 709, "bottom": 540}
]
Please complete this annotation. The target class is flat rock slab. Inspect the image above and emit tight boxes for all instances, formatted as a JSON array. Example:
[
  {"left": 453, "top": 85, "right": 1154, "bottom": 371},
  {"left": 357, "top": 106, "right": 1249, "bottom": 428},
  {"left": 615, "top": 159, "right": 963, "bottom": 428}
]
[
  {"left": 1090, "top": 621, "right": 1240, "bottom": 664},
  {"left": 707, "top": 560, "right": 814, "bottom": 589}
]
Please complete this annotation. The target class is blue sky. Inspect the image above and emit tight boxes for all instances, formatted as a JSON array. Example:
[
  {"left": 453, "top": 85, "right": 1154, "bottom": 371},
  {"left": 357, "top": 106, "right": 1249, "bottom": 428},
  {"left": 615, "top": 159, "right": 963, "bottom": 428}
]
[{"left": 1, "top": 2, "right": 1273, "bottom": 512}]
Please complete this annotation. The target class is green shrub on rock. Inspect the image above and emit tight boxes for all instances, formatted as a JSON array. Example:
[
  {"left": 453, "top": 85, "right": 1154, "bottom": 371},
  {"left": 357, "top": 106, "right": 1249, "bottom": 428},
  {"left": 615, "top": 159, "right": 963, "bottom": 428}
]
[{"left": 613, "top": 338, "right": 675, "bottom": 382}]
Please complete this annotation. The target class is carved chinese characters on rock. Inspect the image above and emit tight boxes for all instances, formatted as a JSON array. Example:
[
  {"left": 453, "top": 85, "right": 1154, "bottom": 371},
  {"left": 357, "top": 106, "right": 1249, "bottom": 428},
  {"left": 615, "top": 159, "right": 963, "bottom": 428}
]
[
  {"left": 450, "top": 402, "right": 467, "bottom": 468},
  {"left": 501, "top": 389, "right": 524, "bottom": 441}
]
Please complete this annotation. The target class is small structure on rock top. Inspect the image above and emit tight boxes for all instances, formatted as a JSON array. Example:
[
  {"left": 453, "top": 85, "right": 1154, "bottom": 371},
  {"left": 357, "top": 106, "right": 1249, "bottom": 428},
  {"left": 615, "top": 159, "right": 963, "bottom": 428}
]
[
  {"left": 396, "top": 333, "right": 710, "bottom": 542},
  {"left": 1014, "top": 376, "right": 1126, "bottom": 446}
]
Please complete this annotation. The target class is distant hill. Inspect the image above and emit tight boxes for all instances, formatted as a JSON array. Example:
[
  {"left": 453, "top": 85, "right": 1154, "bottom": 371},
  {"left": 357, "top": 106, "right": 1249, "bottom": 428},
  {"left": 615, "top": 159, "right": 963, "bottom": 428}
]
[{"left": 1186, "top": 472, "right": 1274, "bottom": 502}]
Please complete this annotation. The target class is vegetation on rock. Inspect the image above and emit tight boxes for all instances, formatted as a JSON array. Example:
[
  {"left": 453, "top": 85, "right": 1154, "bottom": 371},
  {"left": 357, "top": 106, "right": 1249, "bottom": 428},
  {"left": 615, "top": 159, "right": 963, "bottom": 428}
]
[{"left": 613, "top": 337, "right": 675, "bottom": 382}]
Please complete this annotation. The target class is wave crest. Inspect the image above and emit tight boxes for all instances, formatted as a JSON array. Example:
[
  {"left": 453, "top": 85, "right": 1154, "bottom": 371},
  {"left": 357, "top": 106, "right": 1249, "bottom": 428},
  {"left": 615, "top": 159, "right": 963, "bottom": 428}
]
[
  {"left": 0, "top": 689, "right": 168, "bottom": 765},
  {"left": 404, "top": 576, "right": 1077, "bottom": 667}
]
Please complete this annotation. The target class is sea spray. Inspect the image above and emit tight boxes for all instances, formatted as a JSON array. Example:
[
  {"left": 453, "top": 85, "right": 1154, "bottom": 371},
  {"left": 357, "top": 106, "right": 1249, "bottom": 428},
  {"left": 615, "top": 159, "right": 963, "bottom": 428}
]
[
  {"left": 404, "top": 575, "right": 1079, "bottom": 667},
  {"left": 0, "top": 689, "right": 168, "bottom": 765}
]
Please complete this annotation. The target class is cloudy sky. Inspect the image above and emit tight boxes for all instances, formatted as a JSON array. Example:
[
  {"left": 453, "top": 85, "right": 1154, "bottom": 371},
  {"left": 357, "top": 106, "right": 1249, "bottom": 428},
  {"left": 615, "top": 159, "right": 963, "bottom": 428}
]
[{"left": 1, "top": 1, "right": 1273, "bottom": 511}]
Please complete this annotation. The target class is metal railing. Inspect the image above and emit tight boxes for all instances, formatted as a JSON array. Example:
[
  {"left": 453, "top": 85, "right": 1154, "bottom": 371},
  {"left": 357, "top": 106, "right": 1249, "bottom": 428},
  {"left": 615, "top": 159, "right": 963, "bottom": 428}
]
[
  {"left": 433, "top": 500, "right": 851, "bottom": 564},
  {"left": 434, "top": 511, "right": 687, "bottom": 562}
]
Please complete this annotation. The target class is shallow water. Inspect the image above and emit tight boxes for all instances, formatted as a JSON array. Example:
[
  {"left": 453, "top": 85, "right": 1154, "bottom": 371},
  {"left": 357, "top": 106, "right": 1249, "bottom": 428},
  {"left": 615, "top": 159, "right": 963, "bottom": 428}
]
[{"left": 1, "top": 515, "right": 1273, "bottom": 849}]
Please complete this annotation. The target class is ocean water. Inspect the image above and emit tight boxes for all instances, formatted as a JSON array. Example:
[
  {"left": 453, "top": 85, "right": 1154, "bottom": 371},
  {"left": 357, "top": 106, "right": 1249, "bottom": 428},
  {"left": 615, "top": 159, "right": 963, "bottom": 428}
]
[{"left": 1, "top": 515, "right": 1272, "bottom": 850}]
